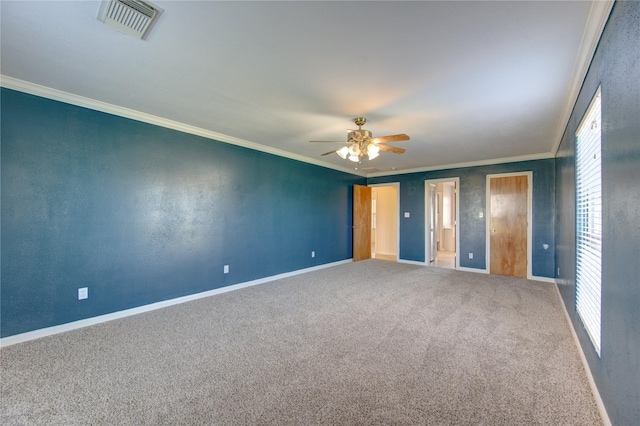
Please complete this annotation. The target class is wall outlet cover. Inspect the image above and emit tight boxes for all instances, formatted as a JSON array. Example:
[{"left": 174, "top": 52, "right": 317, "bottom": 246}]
[{"left": 78, "top": 287, "right": 88, "bottom": 300}]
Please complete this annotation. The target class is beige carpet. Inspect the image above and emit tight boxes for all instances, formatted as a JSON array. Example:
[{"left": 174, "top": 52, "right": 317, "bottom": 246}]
[{"left": 1, "top": 260, "right": 602, "bottom": 425}]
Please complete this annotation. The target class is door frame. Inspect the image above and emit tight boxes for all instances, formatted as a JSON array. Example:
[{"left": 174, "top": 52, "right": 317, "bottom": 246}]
[
  {"left": 424, "top": 177, "right": 460, "bottom": 269},
  {"left": 369, "top": 182, "right": 400, "bottom": 261},
  {"left": 485, "top": 171, "right": 533, "bottom": 279}
]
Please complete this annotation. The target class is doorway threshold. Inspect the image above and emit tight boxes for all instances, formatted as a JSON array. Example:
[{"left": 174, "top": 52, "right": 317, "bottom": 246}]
[
  {"left": 432, "top": 250, "right": 456, "bottom": 269},
  {"left": 372, "top": 253, "right": 397, "bottom": 262}
]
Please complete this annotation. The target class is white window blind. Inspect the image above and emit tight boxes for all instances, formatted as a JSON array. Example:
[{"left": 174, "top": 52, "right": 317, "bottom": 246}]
[{"left": 575, "top": 87, "right": 602, "bottom": 356}]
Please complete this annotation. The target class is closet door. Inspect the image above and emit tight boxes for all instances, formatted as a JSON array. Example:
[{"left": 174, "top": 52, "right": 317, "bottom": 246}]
[{"left": 489, "top": 175, "right": 528, "bottom": 278}]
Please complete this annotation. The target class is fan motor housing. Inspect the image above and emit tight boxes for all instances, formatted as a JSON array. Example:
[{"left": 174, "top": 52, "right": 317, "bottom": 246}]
[{"left": 348, "top": 130, "right": 372, "bottom": 141}]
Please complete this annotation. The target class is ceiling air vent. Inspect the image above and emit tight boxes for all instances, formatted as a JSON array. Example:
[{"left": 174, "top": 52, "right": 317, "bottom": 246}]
[
  {"left": 360, "top": 167, "right": 383, "bottom": 174},
  {"left": 97, "top": 0, "right": 163, "bottom": 40}
]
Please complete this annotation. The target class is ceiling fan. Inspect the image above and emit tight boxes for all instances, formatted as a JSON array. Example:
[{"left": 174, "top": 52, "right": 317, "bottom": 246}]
[{"left": 310, "top": 117, "right": 409, "bottom": 163}]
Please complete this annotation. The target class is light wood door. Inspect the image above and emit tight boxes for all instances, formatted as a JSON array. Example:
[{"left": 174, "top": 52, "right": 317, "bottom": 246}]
[
  {"left": 353, "top": 185, "right": 372, "bottom": 262},
  {"left": 489, "top": 175, "right": 528, "bottom": 277}
]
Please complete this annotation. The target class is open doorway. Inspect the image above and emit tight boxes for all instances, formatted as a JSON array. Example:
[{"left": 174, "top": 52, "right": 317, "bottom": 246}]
[
  {"left": 370, "top": 183, "right": 399, "bottom": 261},
  {"left": 425, "top": 178, "right": 459, "bottom": 269}
]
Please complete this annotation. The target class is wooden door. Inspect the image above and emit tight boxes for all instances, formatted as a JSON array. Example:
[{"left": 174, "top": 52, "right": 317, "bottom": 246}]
[
  {"left": 353, "top": 185, "right": 372, "bottom": 261},
  {"left": 489, "top": 175, "right": 528, "bottom": 277}
]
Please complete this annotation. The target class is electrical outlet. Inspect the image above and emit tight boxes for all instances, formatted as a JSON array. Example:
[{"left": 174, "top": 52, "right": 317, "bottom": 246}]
[
  {"left": 469, "top": 253, "right": 473, "bottom": 259},
  {"left": 311, "top": 251, "right": 315, "bottom": 258},
  {"left": 78, "top": 287, "right": 88, "bottom": 300},
  {"left": 479, "top": 211, "right": 484, "bottom": 218},
  {"left": 224, "top": 265, "right": 229, "bottom": 274}
]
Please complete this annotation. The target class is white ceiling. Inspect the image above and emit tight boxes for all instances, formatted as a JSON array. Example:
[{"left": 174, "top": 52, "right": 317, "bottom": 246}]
[{"left": 1, "top": 1, "right": 610, "bottom": 176}]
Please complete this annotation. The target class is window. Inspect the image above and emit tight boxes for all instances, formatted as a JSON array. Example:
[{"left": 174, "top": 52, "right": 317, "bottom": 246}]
[{"left": 575, "top": 87, "right": 602, "bottom": 356}]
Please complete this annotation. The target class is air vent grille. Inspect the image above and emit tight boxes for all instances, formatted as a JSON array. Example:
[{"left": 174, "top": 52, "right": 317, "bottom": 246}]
[
  {"left": 360, "top": 167, "right": 383, "bottom": 173},
  {"left": 97, "top": 0, "right": 163, "bottom": 40}
]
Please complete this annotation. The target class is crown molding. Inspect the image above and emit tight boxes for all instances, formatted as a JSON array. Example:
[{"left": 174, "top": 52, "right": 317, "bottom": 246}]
[
  {"left": 366, "top": 152, "right": 555, "bottom": 178},
  {"left": 0, "top": 75, "right": 366, "bottom": 178},
  {"left": 0, "top": 74, "right": 570, "bottom": 180},
  {"left": 551, "top": 0, "right": 615, "bottom": 155}
]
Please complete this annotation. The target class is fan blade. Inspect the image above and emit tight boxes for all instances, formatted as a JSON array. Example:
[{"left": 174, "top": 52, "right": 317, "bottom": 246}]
[
  {"left": 371, "top": 134, "right": 410, "bottom": 144},
  {"left": 321, "top": 149, "right": 338, "bottom": 156},
  {"left": 309, "top": 140, "right": 347, "bottom": 143},
  {"left": 378, "top": 144, "right": 406, "bottom": 154}
]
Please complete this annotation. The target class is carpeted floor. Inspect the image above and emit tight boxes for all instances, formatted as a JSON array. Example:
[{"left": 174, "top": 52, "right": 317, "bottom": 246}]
[{"left": 1, "top": 260, "right": 602, "bottom": 425}]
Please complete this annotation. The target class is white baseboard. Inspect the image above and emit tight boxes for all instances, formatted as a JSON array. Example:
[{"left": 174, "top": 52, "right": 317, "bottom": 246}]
[
  {"left": 397, "top": 259, "right": 427, "bottom": 266},
  {"left": 530, "top": 275, "right": 556, "bottom": 283},
  {"left": 553, "top": 284, "right": 611, "bottom": 426},
  {"left": 457, "top": 266, "right": 489, "bottom": 274},
  {"left": 0, "top": 259, "right": 352, "bottom": 347},
  {"left": 453, "top": 269, "right": 555, "bottom": 283}
]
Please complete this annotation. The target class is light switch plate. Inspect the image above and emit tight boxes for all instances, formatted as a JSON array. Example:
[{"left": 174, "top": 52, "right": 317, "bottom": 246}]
[{"left": 404, "top": 212, "right": 410, "bottom": 218}]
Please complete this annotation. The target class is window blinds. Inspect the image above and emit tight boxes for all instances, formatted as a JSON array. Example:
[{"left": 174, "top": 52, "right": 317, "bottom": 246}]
[{"left": 575, "top": 88, "right": 602, "bottom": 356}]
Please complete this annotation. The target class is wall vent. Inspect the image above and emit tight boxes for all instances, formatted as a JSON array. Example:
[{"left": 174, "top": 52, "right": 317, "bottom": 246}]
[{"left": 97, "top": 0, "right": 163, "bottom": 40}]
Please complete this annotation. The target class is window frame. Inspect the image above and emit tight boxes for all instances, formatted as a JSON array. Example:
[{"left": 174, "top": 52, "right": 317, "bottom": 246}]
[{"left": 575, "top": 86, "right": 603, "bottom": 357}]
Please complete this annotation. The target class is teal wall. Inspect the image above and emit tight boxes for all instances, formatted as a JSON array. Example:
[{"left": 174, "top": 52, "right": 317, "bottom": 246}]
[
  {"left": 367, "top": 159, "right": 556, "bottom": 278},
  {"left": 555, "top": 1, "right": 640, "bottom": 424},
  {"left": 1, "top": 88, "right": 364, "bottom": 337},
  {"left": 0, "top": 87, "right": 557, "bottom": 339}
]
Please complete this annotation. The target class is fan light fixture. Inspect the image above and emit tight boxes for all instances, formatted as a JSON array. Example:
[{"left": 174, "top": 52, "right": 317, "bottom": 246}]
[
  {"left": 336, "top": 146, "right": 349, "bottom": 159},
  {"left": 367, "top": 143, "right": 380, "bottom": 160},
  {"left": 344, "top": 141, "right": 380, "bottom": 162},
  {"left": 344, "top": 117, "right": 379, "bottom": 163},
  {"left": 311, "top": 117, "right": 409, "bottom": 164}
]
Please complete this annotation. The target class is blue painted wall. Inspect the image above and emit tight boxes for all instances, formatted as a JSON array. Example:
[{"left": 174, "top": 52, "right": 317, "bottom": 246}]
[
  {"left": 555, "top": 1, "right": 640, "bottom": 424},
  {"left": 367, "top": 159, "right": 555, "bottom": 277},
  {"left": 1, "top": 88, "right": 364, "bottom": 337}
]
